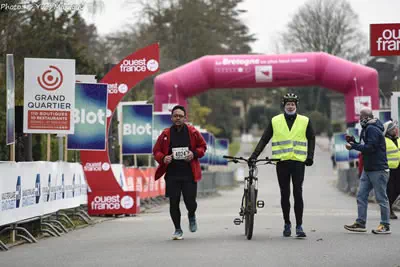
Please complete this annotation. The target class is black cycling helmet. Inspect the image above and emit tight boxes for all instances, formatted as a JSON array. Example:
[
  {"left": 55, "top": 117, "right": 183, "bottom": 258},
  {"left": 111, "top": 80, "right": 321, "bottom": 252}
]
[{"left": 282, "top": 93, "right": 299, "bottom": 106}]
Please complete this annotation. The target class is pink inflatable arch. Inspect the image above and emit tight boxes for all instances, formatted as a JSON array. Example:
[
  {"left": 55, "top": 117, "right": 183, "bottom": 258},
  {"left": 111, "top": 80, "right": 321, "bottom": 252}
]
[{"left": 154, "top": 52, "right": 379, "bottom": 123}]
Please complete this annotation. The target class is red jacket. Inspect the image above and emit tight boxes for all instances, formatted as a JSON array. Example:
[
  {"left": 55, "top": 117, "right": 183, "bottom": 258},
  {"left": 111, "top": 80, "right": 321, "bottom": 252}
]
[{"left": 153, "top": 124, "right": 207, "bottom": 182}]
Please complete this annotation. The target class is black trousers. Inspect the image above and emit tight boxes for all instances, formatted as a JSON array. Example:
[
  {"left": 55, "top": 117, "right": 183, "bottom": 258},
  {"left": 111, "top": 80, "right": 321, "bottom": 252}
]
[
  {"left": 387, "top": 168, "right": 400, "bottom": 213},
  {"left": 166, "top": 176, "right": 197, "bottom": 230},
  {"left": 276, "top": 160, "right": 305, "bottom": 226}
]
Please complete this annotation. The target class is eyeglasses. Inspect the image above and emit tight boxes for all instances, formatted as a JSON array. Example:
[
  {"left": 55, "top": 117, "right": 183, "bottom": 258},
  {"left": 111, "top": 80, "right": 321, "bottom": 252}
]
[{"left": 173, "top": 114, "right": 185, "bottom": 118}]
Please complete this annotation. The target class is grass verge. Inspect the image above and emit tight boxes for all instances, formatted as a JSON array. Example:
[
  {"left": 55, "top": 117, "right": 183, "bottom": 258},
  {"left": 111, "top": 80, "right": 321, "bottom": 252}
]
[{"left": 229, "top": 141, "right": 240, "bottom": 156}]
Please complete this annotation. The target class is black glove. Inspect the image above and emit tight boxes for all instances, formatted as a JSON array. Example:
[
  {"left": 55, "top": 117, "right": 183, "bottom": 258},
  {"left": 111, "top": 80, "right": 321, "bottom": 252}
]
[{"left": 305, "top": 158, "right": 313, "bottom": 166}]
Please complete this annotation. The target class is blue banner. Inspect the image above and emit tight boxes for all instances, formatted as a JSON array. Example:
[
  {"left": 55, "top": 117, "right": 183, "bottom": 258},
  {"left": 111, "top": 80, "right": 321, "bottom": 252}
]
[
  {"left": 122, "top": 104, "right": 153, "bottom": 154},
  {"left": 334, "top": 133, "right": 349, "bottom": 162},
  {"left": 347, "top": 128, "right": 360, "bottom": 160},
  {"left": 200, "top": 132, "right": 211, "bottom": 165},
  {"left": 6, "top": 54, "right": 15, "bottom": 145},
  {"left": 153, "top": 112, "right": 171, "bottom": 144},
  {"left": 216, "top": 138, "right": 229, "bottom": 166},
  {"left": 210, "top": 134, "right": 215, "bottom": 165},
  {"left": 379, "top": 110, "right": 391, "bottom": 124},
  {"left": 67, "top": 83, "right": 108, "bottom": 150}
]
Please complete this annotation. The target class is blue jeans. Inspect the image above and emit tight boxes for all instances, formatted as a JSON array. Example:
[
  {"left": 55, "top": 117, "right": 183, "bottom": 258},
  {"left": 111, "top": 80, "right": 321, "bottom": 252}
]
[{"left": 356, "top": 170, "right": 390, "bottom": 226}]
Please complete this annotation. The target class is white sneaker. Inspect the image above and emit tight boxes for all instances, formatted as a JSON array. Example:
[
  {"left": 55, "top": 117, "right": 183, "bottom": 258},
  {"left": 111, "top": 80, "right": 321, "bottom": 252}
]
[{"left": 172, "top": 229, "right": 184, "bottom": 240}]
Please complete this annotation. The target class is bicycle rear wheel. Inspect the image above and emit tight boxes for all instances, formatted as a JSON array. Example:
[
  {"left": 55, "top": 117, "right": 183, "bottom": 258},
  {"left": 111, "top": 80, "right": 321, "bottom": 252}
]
[{"left": 245, "top": 184, "right": 256, "bottom": 240}]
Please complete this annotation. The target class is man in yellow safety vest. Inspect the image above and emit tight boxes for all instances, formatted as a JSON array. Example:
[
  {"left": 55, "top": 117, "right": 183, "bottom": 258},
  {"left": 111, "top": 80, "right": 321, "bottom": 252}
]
[
  {"left": 250, "top": 93, "right": 315, "bottom": 238},
  {"left": 383, "top": 121, "right": 400, "bottom": 220}
]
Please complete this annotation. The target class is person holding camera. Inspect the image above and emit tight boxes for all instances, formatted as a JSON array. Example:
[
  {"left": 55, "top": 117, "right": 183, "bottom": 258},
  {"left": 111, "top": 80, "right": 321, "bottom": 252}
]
[{"left": 344, "top": 107, "right": 391, "bottom": 234}]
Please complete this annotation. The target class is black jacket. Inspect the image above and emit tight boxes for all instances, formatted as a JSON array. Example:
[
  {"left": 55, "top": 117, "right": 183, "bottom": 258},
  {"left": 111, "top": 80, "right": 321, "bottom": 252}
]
[
  {"left": 166, "top": 124, "right": 193, "bottom": 179},
  {"left": 250, "top": 113, "right": 315, "bottom": 160},
  {"left": 351, "top": 119, "right": 388, "bottom": 171}
]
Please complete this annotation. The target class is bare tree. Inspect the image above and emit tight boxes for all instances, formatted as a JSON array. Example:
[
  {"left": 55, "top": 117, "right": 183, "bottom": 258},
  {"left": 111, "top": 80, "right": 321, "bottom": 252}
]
[
  {"left": 282, "top": 0, "right": 367, "bottom": 62},
  {"left": 281, "top": 0, "right": 368, "bottom": 116},
  {"left": 83, "top": 0, "right": 105, "bottom": 17}
]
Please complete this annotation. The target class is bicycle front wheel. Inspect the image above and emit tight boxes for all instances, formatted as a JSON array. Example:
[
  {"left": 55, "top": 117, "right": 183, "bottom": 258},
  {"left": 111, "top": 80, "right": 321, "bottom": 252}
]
[{"left": 245, "top": 184, "right": 256, "bottom": 240}]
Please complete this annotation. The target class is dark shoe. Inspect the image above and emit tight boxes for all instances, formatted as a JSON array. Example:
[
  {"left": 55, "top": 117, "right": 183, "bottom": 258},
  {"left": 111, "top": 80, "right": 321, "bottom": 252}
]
[
  {"left": 390, "top": 211, "right": 398, "bottom": 220},
  {"left": 296, "top": 225, "right": 307, "bottom": 238},
  {"left": 344, "top": 222, "right": 367, "bottom": 232},
  {"left": 189, "top": 215, "right": 197, "bottom": 233},
  {"left": 172, "top": 229, "right": 184, "bottom": 240},
  {"left": 283, "top": 223, "right": 291, "bottom": 237},
  {"left": 372, "top": 224, "right": 391, "bottom": 234}
]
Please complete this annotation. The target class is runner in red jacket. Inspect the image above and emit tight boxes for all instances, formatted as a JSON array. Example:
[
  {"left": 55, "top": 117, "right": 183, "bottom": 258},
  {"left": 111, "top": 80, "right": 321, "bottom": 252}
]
[{"left": 153, "top": 105, "right": 207, "bottom": 240}]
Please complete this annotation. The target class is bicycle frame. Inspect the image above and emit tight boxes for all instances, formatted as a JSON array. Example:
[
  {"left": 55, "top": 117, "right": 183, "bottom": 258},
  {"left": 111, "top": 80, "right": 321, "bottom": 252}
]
[{"left": 239, "top": 164, "right": 258, "bottom": 217}]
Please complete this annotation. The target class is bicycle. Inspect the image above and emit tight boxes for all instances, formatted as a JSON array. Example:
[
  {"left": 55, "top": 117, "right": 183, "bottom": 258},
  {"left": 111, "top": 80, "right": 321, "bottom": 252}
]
[{"left": 223, "top": 155, "right": 279, "bottom": 240}]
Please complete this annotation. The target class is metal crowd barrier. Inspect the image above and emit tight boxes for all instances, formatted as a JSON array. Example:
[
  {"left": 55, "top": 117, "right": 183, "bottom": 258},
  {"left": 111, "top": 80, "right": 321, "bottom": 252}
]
[
  {"left": 198, "top": 170, "right": 236, "bottom": 196},
  {"left": 1, "top": 169, "right": 237, "bottom": 251},
  {"left": 0, "top": 206, "right": 93, "bottom": 252}
]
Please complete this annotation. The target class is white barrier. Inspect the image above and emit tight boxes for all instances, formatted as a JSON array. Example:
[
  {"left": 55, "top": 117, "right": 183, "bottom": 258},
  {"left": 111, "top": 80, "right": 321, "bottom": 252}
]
[
  {"left": 0, "top": 161, "right": 87, "bottom": 227},
  {"left": 111, "top": 164, "right": 127, "bottom": 191}
]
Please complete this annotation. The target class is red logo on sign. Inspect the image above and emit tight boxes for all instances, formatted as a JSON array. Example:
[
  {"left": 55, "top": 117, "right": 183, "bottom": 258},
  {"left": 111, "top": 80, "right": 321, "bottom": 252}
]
[
  {"left": 370, "top": 23, "right": 400, "bottom": 56},
  {"left": 262, "top": 71, "right": 270, "bottom": 76},
  {"left": 37, "top": 65, "right": 64, "bottom": 91}
]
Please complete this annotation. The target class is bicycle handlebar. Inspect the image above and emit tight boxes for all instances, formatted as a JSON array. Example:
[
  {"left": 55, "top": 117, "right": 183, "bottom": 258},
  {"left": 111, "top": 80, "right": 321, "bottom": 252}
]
[{"left": 223, "top": 155, "right": 280, "bottom": 164}]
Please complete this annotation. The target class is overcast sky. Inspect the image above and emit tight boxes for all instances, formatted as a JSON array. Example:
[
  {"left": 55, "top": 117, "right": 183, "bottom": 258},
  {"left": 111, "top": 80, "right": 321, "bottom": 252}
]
[{"left": 81, "top": 0, "right": 400, "bottom": 54}]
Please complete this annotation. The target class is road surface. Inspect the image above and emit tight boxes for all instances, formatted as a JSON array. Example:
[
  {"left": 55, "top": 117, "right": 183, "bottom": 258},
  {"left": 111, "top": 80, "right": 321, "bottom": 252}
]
[{"left": 2, "top": 139, "right": 400, "bottom": 267}]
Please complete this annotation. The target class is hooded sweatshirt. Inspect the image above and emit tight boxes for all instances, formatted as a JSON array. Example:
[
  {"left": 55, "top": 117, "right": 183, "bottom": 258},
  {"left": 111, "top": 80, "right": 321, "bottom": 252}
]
[{"left": 351, "top": 118, "right": 388, "bottom": 171}]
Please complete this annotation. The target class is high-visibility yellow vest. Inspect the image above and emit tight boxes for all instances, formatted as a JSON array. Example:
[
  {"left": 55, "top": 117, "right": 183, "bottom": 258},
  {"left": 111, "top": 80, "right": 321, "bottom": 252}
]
[
  {"left": 271, "top": 114, "right": 308, "bottom": 162},
  {"left": 385, "top": 137, "right": 400, "bottom": 169}
]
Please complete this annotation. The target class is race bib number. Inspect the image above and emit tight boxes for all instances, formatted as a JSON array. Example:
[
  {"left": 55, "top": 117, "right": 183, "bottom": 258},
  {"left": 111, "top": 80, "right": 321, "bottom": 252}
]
[{"left": 172, "top": 147, "right": 189, "bottom": 160}]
